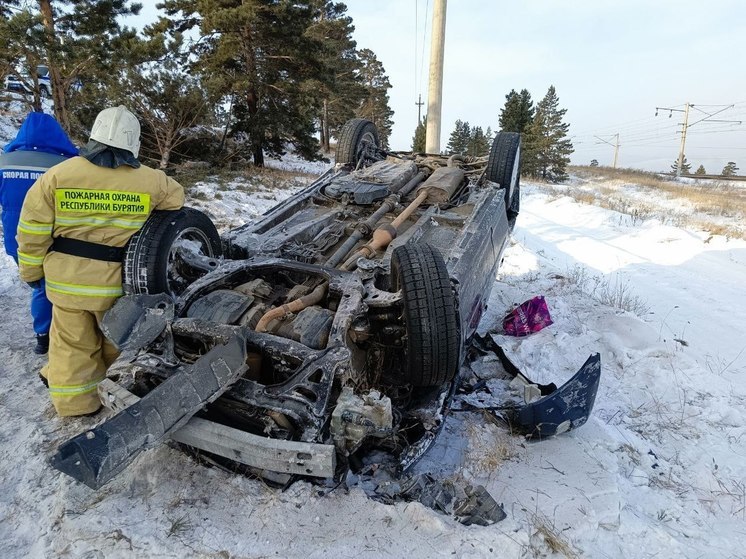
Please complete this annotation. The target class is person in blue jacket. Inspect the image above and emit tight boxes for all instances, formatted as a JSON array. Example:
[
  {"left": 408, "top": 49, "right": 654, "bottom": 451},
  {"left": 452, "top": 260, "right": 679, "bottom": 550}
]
[{"left": 0, "top": 112, "right": 78, "bottom": 354}]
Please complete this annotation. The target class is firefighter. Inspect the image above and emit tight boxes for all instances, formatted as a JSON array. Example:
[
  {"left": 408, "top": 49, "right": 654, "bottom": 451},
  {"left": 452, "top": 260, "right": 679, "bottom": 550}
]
[
  {"left": 0, "top": 112, "right": 78, "bottom": 354},
  {"left": 17, "top": 105, "right": 185, "bottom": 416}
]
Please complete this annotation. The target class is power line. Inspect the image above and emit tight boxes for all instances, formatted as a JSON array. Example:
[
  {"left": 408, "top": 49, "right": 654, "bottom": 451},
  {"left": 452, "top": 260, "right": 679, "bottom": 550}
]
[
  {"left": 654, "top": 102, "right": 742, "bottom": 176},
  {"left": 572, "top": 116, "right": 661, "bottom": 137},
  {"left": 573, "top": 120, "right": 681, "bottom": 142},
  {"left": 574, "top": 101, "right": 746, "bottom": 140},
  {"left": 414, "top": 0, "right": 418, "bottom": 101},
  {"left": 594, "top": 133, "right": 620, "bottom": 168},
  {"left": 684, "top": 145, "right": 746, "bottom": 150},
  {"left": 419, "top": 0, "right": 430, "bottom": 99}
]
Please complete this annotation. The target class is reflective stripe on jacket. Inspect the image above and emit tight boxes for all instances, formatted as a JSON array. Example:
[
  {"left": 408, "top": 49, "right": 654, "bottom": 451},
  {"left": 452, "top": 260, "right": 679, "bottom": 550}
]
[{"left": 17, "top": 156, "right": 185, "bottom": 311}]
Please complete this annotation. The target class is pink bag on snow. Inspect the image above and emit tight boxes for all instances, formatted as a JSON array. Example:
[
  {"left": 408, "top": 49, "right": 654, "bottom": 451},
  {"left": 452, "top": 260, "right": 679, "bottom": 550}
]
[{"left": 503, "top": 296, "right": 553, "bottom": 336}]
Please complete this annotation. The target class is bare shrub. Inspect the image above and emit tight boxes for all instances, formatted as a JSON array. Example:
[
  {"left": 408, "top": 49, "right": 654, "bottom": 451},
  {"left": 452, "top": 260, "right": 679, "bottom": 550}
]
[{"left": 565, "top": 265, "right": 650, "bottom": 316}]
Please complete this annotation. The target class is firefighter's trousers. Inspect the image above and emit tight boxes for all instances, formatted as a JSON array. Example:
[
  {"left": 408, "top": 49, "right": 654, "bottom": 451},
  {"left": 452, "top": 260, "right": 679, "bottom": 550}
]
[{"left": 41, "top": 306, "right": 119, "bottom": 416}]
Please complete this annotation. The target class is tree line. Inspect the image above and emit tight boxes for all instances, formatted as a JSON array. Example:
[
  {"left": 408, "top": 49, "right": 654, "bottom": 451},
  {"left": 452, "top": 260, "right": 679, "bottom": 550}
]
[
  {"left": 670, "top": 157, "right": 740, "bottom": 177},
  {"left": 0, "top": 0, "right": 395, "bottom": 168},
  {"left": 411, "top": 117, "right": 493, "bottom": 157},
  {"left": 414, "top": 86, "right": 573, "bottom": 182},
  {"left": 589, "top": 156, "right": 741, "bottom": 177}
]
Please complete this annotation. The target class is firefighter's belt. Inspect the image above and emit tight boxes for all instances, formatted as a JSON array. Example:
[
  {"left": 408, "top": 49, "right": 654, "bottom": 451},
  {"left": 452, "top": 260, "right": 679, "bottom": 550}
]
[{"left": 51, "top": 236, "right": 124, "bottom": 263}]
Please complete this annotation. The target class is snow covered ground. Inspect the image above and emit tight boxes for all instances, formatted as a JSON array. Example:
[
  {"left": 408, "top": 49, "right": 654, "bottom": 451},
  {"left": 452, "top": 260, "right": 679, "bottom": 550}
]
[{"left": 1, "top": 154, "right": 745, "bottom": 556}]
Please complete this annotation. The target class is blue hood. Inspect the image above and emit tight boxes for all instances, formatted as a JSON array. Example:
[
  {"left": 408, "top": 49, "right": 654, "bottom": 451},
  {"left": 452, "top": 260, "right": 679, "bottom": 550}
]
[{"left": 4, "top": 112, "right": 78, "bottom": 157}]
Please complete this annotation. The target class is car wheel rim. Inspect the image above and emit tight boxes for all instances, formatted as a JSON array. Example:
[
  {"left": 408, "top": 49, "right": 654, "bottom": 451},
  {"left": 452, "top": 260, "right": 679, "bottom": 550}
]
[
  {"left": 167, "top": 227, "right": 216, "bottom": 294},
  {"left": 357, "top": 131, "right": 378, "bottom": 162}
]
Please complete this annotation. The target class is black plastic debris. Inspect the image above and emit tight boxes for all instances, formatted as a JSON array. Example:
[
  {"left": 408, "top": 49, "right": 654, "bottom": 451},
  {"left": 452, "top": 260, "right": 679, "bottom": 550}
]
[
  {"left": 373, "top": 473, "right": 506, "bottom": 526},
  {"left": 101, "top": 293, "right": 174, "bottom": 351}
]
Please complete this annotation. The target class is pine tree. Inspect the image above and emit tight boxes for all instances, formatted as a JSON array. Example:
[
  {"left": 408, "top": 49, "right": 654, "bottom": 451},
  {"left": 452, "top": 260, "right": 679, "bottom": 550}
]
[
  {"left": 446, "top": 120, "right": 470, "bottom": 154},
  {"left": 307, "top": 1, "right": 365, "bottom": 152},
  {"left": 114, "top": 35, "right": 211, "bottom": 169},
  {"left": 467, "top": 125, "right": 489, "bottom": 157},
  {"left": 590, "top": 159, "right": 599, "bottom": 167},
  {"left": 412, "top": 115, "right": 426, "bottom": 152},
  {"left": 499, "top": 88, "right": 534, "bottom": 134},
  {"left": 159, "top": 0, "right": 330, "bottom": 166},
  {"left": 35, "top": 0, "right": 143, "bottom": 134},
  {"left": 670, "top": 156, "right": 692, "bottom": 175},
  {"left": 0, "top": 1, "right": 24, "bottom": 82},
  {"left": 523, "top": 86, "right": 574, "bottom": 182},
  {"left": 721, "top": 161, "right": 739, "bottom": 176},
  {"left": 485, "top": 126, "right": 494, "bottom": 146},
  {"left": 694, "top": 164, "right": 706, "bottom": 175},
  {"left": 0, "top": 1, "right": 20, "bottom": 20},
  {"left": 0, "top": 9, "right": 48, "bottom": 112},
  {"left": 355, "top": 48, "right": 394, "bottom": 148}
]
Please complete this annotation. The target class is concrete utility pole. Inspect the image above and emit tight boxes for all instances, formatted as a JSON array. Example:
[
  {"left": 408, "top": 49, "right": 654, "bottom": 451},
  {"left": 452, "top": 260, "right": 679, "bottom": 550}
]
[
  {"left": 594, "top": 133, "right": 620, "bottom": 168},
  {"left": 425, "top": 0, "right": 447, "bottom": 154},
  {"left": 613, "top": 133, "right": 620, "bottom": 169},
  {"left": 655, "top": 102, "right": 741, "bottom": 177},
  {"left": 676, "top": 103, "right": 691, "bottom": 177},
  {"left": 655, "top": 103, "right": 690, "bottom": 176}
]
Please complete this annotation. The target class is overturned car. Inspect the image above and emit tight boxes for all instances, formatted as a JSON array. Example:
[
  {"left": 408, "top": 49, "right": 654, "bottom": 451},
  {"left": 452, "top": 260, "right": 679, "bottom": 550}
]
[{"left": 52, "top": 119, "right": 600, "bottom": 494}]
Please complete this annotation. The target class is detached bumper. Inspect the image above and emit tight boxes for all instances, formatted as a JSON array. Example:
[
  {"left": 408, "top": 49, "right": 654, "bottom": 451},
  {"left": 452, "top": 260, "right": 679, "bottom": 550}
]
[
  {"left": 469, "top": 334, "right": 601, "bottom": 439},
  {"left": 516, "top": 353, "right": 601, "bottom": 438}
]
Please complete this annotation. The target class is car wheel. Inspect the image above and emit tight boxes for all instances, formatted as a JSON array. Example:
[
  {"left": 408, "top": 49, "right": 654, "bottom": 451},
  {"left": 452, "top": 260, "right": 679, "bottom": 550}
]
[
  {"left": 486, "top": 131, "right": 521, "bottom": 230},
  {"left": 40, "top": 85, "right": 51, "bottom": 98},
  {"left": 335, "top": 118, "right": 381, "bottom": 166},
  {"left": 391, "top": 243, "right": 460, "bottom": 387},
  {"left": 123, "top": 207, "right": 222, "bottom": 296}
]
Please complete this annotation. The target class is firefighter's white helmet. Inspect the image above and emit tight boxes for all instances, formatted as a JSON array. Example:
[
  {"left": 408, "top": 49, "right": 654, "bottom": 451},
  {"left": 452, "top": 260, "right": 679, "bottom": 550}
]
[{"left": 89, "top": 105, "right": 141, "bottom": 158}]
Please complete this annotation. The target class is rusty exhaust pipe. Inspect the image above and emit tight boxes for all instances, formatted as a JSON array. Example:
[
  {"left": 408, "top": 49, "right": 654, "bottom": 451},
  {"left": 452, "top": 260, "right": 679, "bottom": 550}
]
[
  {"left": 340, "top": 167, "right": 465, "bottom": 271},
  {"left": 255, "top": 282, "right": 328, "bottom": 333}
]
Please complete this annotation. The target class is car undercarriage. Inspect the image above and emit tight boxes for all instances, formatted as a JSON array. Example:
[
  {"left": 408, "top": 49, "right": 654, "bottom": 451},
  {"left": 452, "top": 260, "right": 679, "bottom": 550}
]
[{"left": 52, "top": 120, "right": 600, "bottom": 523}]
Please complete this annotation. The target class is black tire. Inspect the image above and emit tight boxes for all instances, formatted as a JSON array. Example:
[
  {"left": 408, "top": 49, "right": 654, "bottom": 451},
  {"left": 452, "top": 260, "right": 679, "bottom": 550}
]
[
  {"left": 391, "top": 243, "right": 460, "bottom": 387},
  {"left": 486, "top": 131, "right": 521, "bottom": 229},
  {"left": 123, "top": 207, "right": 222, "bottom": 296},
  {"left": 335, "top": 118, "right": 380, "bottom": 166}
]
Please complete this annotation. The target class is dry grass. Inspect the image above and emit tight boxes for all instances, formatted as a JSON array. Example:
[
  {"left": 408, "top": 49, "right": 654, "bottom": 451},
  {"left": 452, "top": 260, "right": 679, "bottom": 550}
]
[
  {"left": 465, "top": 417, "right": 517, "bottom": 475},
  {"left": 176, "top": 164, "right": 315, "bottom": 192},
  {"left": 528, "top": 513, "right": 578, "bottom": 558},
  {"left": 551, "top": 166, "right": 746, "bottom": 239},
  {"left": 572, "top": 165, "right": 677, "bottom": 189},
  {"left": 166, "top": 513, "right": 192, "bottom": 537}
]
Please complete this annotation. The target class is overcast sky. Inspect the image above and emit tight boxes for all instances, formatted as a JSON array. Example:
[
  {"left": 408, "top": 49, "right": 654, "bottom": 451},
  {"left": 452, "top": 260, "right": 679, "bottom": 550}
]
[{"left": 129, "top": 1, "right": 746, "bottom": 172}]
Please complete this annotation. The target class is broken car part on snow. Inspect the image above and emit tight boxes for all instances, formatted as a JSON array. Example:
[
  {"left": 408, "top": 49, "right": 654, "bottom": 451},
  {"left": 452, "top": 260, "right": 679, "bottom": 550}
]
[{"left": 51, "top": 119, "right": 601, "bottom": 524}]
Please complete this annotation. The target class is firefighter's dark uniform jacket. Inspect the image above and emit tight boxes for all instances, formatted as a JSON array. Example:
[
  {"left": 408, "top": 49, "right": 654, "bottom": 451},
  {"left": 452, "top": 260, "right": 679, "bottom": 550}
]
[{"left": 17, "top": 155, "right": 184, "bottom": 415}]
